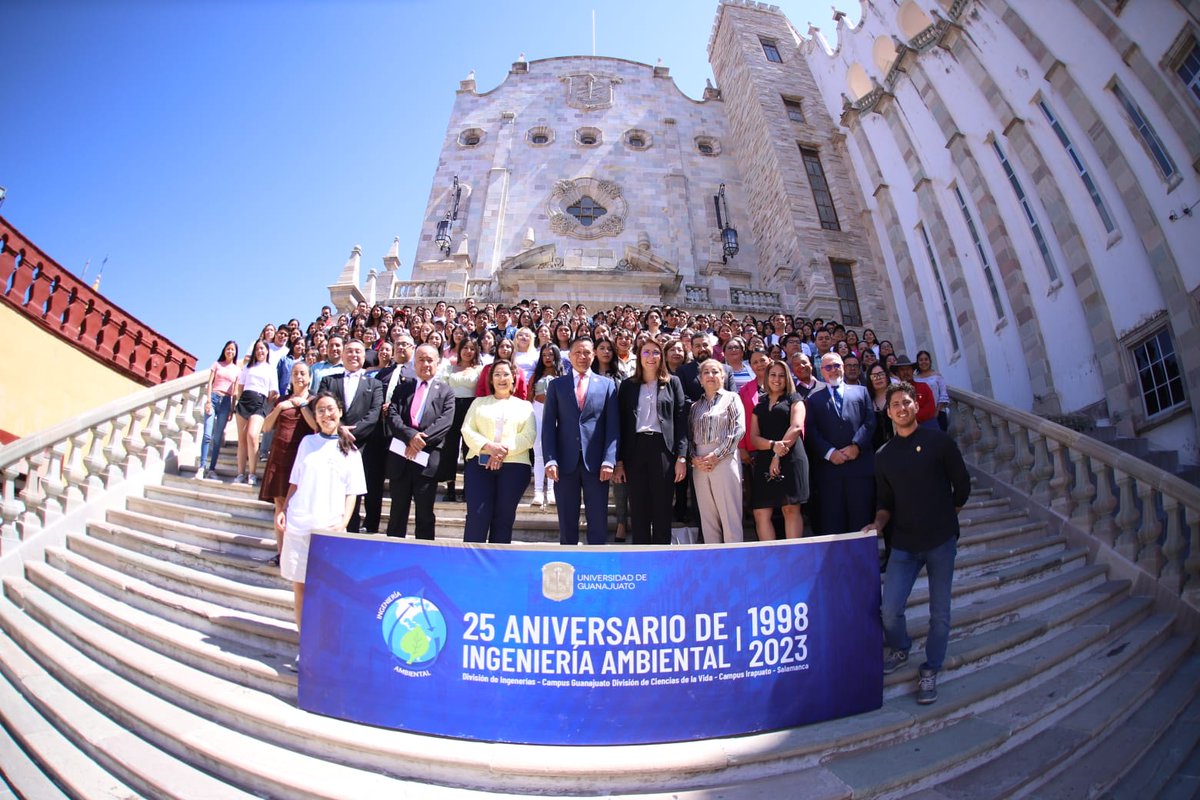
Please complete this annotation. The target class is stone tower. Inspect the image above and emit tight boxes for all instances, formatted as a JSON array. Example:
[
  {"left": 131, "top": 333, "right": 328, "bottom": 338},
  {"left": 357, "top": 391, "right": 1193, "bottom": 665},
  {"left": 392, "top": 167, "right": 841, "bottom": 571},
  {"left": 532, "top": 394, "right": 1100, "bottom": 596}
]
[{"left": 707, "top": 0, "right": 897, "bottom": 332}]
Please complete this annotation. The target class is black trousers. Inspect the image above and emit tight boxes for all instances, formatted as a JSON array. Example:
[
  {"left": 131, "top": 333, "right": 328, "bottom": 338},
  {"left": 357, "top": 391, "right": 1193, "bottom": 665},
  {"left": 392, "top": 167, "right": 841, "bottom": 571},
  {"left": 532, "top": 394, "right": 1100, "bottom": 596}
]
[
  {"left": 352, "top": 436, "right": 388, "bottom": 533},
  {"left": 387, "top": 457, "right": 437, "bottom": 540},
  {"left": 626, "top": 432, "right": 675, "bottom": 546}
]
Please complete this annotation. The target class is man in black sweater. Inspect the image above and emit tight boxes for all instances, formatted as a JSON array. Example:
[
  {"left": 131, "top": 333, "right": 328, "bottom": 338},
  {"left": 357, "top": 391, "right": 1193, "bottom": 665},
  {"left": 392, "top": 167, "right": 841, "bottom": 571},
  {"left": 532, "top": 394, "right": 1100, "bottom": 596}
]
[{"left": 865, "top": 381, "right": 970, "bottom": 705}]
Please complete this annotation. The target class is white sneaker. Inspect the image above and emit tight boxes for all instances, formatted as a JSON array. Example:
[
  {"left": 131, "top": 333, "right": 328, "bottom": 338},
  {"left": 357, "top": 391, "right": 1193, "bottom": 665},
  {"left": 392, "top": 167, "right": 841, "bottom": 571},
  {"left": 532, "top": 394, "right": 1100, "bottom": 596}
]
[
  {"left": 234, "top": 474, "right": 246, "bottom": 484},
  {"left": 247, "top": 474, "right": 257, "bottom": 487},
  {"left": 194, "top": 468, "right": 205, "bottom": 480},
  {"left": 547, "top": 487, "right": 556, "bottom": 506},
  {"left": 285, "top": 654, "right": 299, "bottom": 673},
  {"left": 532, "top": 491, "right": 544, "bottom": 506}
]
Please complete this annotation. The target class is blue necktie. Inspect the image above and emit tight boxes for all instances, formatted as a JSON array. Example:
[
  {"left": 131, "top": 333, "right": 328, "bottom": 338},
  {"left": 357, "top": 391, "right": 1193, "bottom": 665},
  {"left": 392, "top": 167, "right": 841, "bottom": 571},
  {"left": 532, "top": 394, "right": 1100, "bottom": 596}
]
[{"left": 834, "top": 387, "right": 844, "bottom": 418}]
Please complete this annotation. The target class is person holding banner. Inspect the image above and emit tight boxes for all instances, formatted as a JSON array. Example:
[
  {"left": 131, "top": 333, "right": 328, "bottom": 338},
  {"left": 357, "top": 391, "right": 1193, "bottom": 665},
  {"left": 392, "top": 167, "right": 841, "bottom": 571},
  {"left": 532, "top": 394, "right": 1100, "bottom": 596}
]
[
  {"left": 460, "top": 360, "right": 537, "bottom": 544},
  {"left": 688, "top": 359, "right": 746, "bottom": 544},
  {"left": 279, "top": 391, "right": 365, "bottom": 670}
]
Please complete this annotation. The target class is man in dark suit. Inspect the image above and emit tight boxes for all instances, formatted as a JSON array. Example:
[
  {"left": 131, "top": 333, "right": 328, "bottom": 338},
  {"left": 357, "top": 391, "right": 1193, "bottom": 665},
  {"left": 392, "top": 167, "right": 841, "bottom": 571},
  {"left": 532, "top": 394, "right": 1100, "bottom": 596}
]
[
  {"left": 315, "top": 339, "right": 383, "bottom": 533},
  {"left": 805, "top": 352, "right": 876, "bottom": 536},
  {"left": 675, "top": 331, "right": 734, "bottom": 402},
  {"left": 361, "top": 342, "right": 400, "bottom": 533},
  {"left": 543, "top": 335, "right": 620, "bottom": 545},
  {"left": 385, "top": 344, "right": 455, "bottom": 539}
]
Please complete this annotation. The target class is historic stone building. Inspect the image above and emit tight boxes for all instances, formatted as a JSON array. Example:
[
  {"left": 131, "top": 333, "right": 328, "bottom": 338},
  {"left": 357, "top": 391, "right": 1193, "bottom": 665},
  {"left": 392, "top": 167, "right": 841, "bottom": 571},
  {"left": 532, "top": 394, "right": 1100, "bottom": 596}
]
[
  {"left": 330, "top": 0, "right": 1199, "bottom": 463},
  {"left": 797, "top": 0, "right": 1199, "bottom": 461}
]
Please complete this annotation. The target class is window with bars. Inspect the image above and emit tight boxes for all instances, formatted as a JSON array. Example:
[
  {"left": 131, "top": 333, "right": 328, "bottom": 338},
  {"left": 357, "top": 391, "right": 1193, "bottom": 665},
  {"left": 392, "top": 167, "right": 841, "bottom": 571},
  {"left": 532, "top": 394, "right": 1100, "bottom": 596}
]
[
  {"left": 952, "top": 186, "right": 1006, "bottom": 321},
  {"left": 783, "top": 97, "right": 805, "bottom": 123},
  {"left": 1037, "top": 99, "right": 1117, "bottom": 234},
  {"left": 829, "top": 260, "right": 862, "bottom": 326},
  {"left": 1176, "top": 38, "right": 1200, "bottom": 107},
  {"left": 1111, "top": 82, "right": 1178, "bottom": 180},
  {"left": 992, "top": 138, "right": 1060, "bottom": 284},
  {"left": 800, "top": 147, "right": 840, "bottom": 231},
  {"left": 1132, "top": 328, "right": 1186, "bottom": 417},
  {"left": 761, "top": 38, "right": 783, "bottom": 62},
  {"left": 918, "top": 224, "right": 960, "bottom": 353}
]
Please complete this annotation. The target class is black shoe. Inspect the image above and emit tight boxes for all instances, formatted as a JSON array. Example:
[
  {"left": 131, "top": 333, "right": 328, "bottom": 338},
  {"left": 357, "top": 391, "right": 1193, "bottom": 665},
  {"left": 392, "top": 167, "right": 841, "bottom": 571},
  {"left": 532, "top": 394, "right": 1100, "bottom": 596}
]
[{"left": 268, "top": 553, "right": 280, "bottom": 567}]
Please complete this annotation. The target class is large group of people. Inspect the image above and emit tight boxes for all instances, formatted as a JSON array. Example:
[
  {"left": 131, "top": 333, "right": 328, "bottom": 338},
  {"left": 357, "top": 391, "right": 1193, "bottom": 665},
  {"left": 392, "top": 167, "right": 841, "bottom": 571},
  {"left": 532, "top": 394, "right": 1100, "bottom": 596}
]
[{"left": 199, "top": 298, "right": 967, "bottom": 696}]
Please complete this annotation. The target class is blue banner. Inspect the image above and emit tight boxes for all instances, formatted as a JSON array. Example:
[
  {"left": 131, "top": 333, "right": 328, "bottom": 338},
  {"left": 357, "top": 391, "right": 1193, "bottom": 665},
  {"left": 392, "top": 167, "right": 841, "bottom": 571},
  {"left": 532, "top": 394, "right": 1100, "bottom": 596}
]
[{"left": 299, "top": 534, "right": 882, "bottom": 745}]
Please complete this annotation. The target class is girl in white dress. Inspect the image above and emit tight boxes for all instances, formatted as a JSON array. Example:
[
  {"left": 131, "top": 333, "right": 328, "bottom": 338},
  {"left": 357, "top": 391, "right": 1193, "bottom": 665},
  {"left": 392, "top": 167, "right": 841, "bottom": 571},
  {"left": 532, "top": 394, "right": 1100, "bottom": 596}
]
[{"left": 279, "top": 391, "right": 366, "bottom": 668}]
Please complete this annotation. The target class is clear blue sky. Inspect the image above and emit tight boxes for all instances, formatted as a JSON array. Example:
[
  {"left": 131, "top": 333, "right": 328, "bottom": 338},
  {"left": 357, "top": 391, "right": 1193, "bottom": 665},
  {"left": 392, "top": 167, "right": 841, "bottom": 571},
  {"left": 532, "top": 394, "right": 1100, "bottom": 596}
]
[{"left": 2, "top": 0, "right": 845, "bottom": 365}]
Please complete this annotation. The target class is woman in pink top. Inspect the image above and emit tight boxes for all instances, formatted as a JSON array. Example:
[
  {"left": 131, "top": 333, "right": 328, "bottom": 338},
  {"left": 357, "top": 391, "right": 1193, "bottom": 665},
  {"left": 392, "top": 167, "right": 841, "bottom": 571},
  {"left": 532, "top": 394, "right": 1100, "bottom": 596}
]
[{"left": 197, "top": 340, "right": 242, "bottom": 479}]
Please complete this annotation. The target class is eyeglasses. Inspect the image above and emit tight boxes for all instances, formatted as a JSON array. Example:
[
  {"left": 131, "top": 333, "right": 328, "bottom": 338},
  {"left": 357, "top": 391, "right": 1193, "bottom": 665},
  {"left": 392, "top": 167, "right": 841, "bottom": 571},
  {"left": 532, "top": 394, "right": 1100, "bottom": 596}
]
[
  {"left": 821, "top": 364, "right": 843, "bottom": 372},
  {"left": 640, "top": 350, "right": 661, "bottom": 358}
]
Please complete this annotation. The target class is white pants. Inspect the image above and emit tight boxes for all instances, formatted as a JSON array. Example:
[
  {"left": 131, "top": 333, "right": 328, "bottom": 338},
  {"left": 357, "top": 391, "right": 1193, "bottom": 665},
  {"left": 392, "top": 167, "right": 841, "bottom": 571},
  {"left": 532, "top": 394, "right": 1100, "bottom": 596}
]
[
  {"left": 532, "top": 400, "right": 545, "bottom": 493},
  {"left": 693, "top": 456, "right": 744, "bottom": 544}
]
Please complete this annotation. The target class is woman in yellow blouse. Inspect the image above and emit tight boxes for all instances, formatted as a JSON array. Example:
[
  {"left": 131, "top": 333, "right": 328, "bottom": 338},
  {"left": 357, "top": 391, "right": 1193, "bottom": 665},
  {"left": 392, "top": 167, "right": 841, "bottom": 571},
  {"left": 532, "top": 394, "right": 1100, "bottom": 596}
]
[{"left": 460, "top": 360, "right": 538, "bottom": 543}]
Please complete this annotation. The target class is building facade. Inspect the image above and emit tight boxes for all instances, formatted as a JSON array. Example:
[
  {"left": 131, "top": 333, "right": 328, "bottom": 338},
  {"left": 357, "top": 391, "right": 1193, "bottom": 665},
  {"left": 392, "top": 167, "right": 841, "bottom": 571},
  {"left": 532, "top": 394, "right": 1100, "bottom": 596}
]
[
  {"left": 330, "top": 0, "right": 1199, "bottom": 463},
  {"left": 796, "top": 0, "right": 1199, "bottom": 461}
]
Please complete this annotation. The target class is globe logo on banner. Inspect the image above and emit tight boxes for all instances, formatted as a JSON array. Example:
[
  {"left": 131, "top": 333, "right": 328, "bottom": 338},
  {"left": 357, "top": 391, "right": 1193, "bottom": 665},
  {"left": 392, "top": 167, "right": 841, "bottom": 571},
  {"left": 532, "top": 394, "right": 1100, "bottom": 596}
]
[{"left": 380, "top": 594, "right": 447, "bottom": 669}]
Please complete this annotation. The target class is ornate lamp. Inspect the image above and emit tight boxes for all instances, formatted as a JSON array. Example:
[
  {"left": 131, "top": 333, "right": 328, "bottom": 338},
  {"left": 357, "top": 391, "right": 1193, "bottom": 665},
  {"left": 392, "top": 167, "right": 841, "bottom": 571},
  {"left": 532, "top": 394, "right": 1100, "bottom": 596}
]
[
  {"left": 714, "top": 183, "right": 739, "bottom": 262},
  {"left": 435, "top": 176, "right": 462, "bottom": 254}
]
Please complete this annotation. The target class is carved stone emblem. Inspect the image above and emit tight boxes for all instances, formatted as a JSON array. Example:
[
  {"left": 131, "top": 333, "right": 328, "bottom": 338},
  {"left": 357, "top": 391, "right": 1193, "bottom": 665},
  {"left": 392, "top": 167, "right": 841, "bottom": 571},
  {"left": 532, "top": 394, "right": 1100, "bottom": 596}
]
[{"left": 562, "top": 73, "right": 621, "bottom": 111}]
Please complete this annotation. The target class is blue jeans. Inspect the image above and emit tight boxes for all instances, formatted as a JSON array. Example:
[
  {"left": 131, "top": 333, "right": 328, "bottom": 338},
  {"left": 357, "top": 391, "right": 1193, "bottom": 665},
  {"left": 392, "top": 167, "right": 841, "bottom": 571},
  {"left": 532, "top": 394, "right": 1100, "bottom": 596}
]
[
  {"left": 200, "top": 393, "right": 233, "bottom": 471},
  {"left": 881, "top": 535, "right": 957, "bottom": 673}
]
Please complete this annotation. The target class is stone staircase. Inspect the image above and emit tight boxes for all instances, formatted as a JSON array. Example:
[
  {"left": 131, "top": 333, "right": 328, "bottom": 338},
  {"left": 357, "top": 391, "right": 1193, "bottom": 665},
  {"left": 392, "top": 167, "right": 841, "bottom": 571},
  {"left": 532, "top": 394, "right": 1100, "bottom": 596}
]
[{"left": 1, "top": 443, "right": 1199, "bottom": 798}]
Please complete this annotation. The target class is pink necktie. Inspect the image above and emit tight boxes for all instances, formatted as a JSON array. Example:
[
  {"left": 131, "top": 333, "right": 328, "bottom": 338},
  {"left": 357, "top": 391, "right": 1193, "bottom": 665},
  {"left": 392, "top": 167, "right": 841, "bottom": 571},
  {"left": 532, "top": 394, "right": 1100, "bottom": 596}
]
[
  {"left": 576, "top": 372, "right": 587, "bottom": 410},
  {"left": 411, "top": 381, "right": 427, "bottom": 424}
]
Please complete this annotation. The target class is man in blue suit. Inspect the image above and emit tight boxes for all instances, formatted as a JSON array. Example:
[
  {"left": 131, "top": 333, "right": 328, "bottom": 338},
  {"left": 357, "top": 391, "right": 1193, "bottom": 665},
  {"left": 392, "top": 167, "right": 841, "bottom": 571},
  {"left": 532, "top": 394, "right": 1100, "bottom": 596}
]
[
  {"left": 542, "top": 335, "right": 620, "bottom": 545},
  {"left": 805, "top": 352, "right": 876, "bottom": 535}
]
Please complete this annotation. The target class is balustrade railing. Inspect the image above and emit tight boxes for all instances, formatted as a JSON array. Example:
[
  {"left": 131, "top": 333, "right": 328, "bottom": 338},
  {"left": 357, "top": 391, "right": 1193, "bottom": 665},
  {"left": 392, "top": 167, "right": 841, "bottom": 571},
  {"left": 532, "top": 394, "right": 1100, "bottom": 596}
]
[
  {"left": 729, "top": 288, "right": 782, "bottom": 311},
  {"left": 950, "top": 386, "right": 1200, "bottom": 613},
  {"left": 0, "top": 370, "right": 209, "bottom": 555},
  {"left": 390, "top": 280, "right": 447, "bottom": 300},
  {"left": 0, "top": 216, "right": 196, "bottom": 385}
]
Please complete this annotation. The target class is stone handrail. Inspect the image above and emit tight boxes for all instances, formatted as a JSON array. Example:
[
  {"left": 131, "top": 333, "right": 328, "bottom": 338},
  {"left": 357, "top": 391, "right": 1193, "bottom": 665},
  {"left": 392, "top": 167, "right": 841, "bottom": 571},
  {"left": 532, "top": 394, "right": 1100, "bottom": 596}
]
[
  {"left": 0, "top": 216, "right": 197, "bottom": 386},
  {"left": 949, "top": 385, "right": 1200, "bottom": 612},
  {"left": 0, "top": 370, "right": 209, "bottom": 556},
  {"left": 391, "top": 280, "right": 447, "bottom": 299}
]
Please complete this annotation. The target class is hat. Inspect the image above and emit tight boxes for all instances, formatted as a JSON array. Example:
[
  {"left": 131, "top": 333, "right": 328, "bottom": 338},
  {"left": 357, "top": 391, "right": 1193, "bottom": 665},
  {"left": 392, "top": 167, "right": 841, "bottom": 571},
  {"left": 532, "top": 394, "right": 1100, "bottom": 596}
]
[{"left": 892, "top": 354, "right": 917, "bottom": 368}]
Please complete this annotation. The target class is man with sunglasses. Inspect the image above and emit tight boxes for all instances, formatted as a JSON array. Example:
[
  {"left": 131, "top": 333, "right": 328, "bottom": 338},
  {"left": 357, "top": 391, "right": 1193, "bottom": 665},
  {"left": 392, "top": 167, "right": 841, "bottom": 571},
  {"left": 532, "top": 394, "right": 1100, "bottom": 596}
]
[{"left": 804, "top": 352, "right": 876, "bottom": 535}]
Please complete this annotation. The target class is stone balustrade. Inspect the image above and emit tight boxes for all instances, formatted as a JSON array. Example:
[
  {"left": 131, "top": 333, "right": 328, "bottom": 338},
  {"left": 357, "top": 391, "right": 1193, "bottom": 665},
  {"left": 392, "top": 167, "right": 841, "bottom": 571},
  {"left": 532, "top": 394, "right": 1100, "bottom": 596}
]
[
  {"left": 729, "top": 288, "right": 781, "bottom": 311},
  {"left": 950, "top": 386, "right": 1200, "bottom": 614},
  {"left": 465, "top": 280, "right": 497, "bottom": 301},
  {"left": 684, "top": 284, "right": 711, "bottom": 305},
  {"left": 0, "top": 370, "right": 208, "bottom": 566},
  {"left": 390, "top": 280, "right": 447, "bottom": 300},
  {"left": 909, "top": 19, "right": 949, "bottom": 51},
  {"left": 0, "top": 216, "right": 197, "bottom": 385}
]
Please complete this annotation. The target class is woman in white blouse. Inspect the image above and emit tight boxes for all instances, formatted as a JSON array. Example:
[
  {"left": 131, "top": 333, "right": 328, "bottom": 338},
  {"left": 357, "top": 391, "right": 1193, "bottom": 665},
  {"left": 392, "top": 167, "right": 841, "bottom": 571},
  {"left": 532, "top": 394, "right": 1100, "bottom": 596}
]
[{"left": 233, "top": 339, "right": 278, "bottom": 486}]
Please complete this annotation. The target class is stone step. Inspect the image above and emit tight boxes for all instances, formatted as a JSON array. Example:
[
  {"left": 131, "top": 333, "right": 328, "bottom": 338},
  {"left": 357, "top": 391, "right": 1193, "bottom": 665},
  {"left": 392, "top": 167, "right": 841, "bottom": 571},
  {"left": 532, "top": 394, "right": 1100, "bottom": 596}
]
[
  {"left": 106, "top": 506, "right": 276, "bottom": 562},
  {"left": 0, "top": 604, "right": 261, "bottom": 800},
  {"left": 937, "top": 634, "right": 1197, "bottom": 799},
  {"left": 884, "top": 578, "right": 1133, "bottom": 696},
  {"left": 1108, "top": 675, "right": 1200, "bottom": 799},
  {"left": 0, "top": 590, "right": 467, "bottom": 799},
  {"left": 0, "top": 636, "right": 119, "bottom": 800},
  {"left": 14, "top": 566, "right": 294, "bottom": 698},
  {"left": 825, "top": 613, "right": 1180, "bottom": 797},
  {"left": 62, "top": 534, "right": 294, "bottom": 621},
  {"left": 894, "top": 562, "right": 1108, "bottom": 660},
  {"left": 905, "top": 542, "right": 1084, "bottom": 604},
  {"left": 1029, "top": 648, "right": 1200, "bottom": 798},
  {"left": 87, "top": 519, "right": 285, "bottom": 590},
  {"left": 42, "top": 546, "right": 295, "bottom": 651}
]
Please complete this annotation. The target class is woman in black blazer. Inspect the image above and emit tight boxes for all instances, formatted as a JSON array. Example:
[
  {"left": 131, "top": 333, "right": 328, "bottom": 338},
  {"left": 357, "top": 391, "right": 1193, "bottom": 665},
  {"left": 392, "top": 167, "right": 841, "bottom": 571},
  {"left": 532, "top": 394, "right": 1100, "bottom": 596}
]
[{"left": 612, "top": 338, "right": 688, "bottom": 545}]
